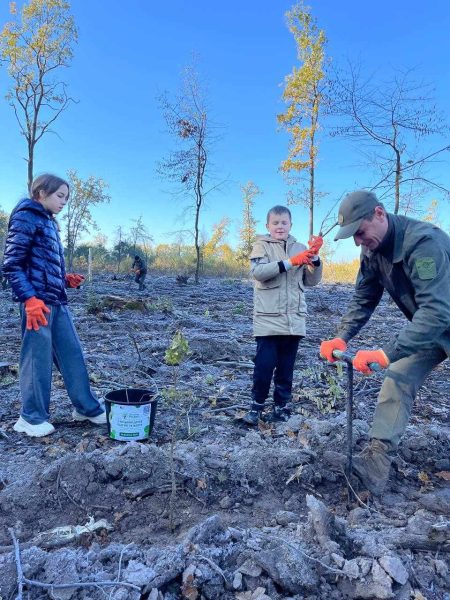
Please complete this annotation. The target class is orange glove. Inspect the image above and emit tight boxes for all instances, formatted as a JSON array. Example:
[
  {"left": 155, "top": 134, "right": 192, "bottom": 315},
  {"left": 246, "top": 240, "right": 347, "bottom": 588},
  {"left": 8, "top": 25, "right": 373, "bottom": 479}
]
[
  {"left": 308, "top": 235, "right": 323, "bottom": 254},
  {"left": 24, "top": 296, "right": 51, "bottom": 331},
  {"left": 65, "top": 273, "right": 85, "bottom": 288},
  {"left": 289, "top": 249, "right": 315, "bottom": 267},
  {"left": 320, "top": 337, "right": 347, "bottom": 363},
  {"left": 353, "top": 349, "right": 390, "bottom": 374}
]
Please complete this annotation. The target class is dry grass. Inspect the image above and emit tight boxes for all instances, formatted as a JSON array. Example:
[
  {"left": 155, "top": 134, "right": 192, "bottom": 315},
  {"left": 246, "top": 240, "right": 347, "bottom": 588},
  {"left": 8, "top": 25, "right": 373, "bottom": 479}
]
[
  {"left": 323, "top": 258, "right": 359, "bottom": 284},
  {"left": 73, "top": 253, "right": 360, "bottom": 284}
]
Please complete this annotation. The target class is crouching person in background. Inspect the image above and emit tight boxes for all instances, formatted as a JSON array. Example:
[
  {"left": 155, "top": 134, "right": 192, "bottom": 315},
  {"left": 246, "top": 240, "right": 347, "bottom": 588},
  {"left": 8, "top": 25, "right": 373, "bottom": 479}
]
[
  {"left": 243, "top": 205, "right": 323, "bottom": 425},
  {"left": 2, "top": 173, "right": 106, "bottom": 437},
  {"left": 131, "top": 254, "right": 147, "bottom": 291}
]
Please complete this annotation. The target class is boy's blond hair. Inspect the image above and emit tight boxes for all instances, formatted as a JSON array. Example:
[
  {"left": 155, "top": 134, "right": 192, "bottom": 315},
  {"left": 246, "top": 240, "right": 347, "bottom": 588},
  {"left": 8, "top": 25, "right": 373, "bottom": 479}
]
[{"left": 266, "top": 205, "right": 292, "bottom": 224}]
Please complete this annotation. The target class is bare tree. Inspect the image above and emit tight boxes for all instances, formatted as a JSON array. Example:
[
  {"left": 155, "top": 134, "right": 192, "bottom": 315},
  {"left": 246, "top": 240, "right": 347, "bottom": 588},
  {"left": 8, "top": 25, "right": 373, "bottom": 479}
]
[
  {"left": 129, "top": 216, "right": 153, "bottom": 260},
  {"left": 158, "top": 60, "right": 221, "bottom": 284},
  {"left": 0, "top": 0, "right": 78, "bottom": 191},
  {"left": 112, "top": 226, "right": 130, "bottom": 274},
  {"left": 62, "top": 170, "right": 110, "bottom": 270},
  {"left": 331, "top": 62, "right": 450, "bottom": 213}
]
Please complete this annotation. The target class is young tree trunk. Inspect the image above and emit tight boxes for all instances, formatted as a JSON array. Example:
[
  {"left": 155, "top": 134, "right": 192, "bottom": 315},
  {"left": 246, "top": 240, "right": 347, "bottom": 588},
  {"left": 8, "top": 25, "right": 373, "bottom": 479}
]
[
  {"left": 309, "top": 128, "right": 315, "bottom": 238},
  {"left": 194, "top": 202, "right": 201, "bottom": 285},
  {"left": 394, "top": 149, "right": 401, "bottom": 215},
  {"left": 27, "top": 143, "right": 34, "bottom": 194}
]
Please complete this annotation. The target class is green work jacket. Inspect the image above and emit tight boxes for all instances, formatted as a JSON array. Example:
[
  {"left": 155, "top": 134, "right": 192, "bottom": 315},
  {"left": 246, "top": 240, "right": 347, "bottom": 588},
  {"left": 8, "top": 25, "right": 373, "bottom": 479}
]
[{"left": 336, "top": 214, "right": 450, "bottom": 363}]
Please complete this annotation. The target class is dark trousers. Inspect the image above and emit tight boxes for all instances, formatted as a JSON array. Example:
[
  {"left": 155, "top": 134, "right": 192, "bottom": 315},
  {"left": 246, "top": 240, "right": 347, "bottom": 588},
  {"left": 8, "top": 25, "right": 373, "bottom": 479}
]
[
  {"left": 135, "top": 271, "right": 147, "bottom": 290},
  {"left": 252, "top": 335, "right": 301, "bottom": 407}
]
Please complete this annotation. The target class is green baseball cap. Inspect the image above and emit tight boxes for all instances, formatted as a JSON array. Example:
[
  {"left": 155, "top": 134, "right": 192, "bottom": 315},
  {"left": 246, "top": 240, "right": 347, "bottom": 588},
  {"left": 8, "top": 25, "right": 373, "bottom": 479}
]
[{"left": 334, "top": 190, "right": 380, "bottom": 241}]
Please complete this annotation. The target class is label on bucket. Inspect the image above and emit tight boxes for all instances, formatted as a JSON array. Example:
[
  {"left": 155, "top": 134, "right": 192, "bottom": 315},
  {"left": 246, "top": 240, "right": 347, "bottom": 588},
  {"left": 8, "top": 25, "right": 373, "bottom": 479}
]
[{"left": 109, "top": 403, "right": 151, "bottom": 441}]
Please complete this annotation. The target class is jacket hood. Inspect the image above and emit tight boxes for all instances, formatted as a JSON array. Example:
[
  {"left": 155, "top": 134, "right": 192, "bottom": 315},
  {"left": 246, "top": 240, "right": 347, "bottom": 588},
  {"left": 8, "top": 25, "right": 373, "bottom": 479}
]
[
  {"left": 12, "top": 198, "right": 51, "bottom": 219},
  {"left": 255, "top": 233, "right": 297, "bottom": 244}
]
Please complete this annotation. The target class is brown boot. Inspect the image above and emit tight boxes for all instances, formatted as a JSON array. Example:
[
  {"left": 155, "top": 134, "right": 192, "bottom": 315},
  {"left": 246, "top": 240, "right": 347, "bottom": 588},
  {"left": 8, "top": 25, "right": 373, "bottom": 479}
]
[{"left": 352, "top": 439, "right": 392, "bottom": 495}]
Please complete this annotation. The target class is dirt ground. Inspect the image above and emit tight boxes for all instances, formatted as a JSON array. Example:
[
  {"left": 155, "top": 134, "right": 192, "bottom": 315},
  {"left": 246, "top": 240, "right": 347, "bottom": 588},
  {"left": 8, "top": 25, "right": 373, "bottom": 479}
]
[{"left": 0, "top": 274, "right": 449, "bottom": 600}]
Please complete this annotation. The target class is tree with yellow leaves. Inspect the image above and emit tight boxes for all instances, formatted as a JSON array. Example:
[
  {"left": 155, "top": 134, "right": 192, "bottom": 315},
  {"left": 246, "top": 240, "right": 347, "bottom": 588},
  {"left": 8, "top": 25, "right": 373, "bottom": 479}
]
[
  {"left": 203, "top": 217, "right": 231, "bottom": 262},
  {"left": 236, "top": 181, "right": 260, "bottom": 265},
  {"left": 0, "top": 0, "right": 78, "bottom": 191},
  {"left": 62, "top": 170, "right": 110, "bottom": 270},
  {"left": 278, "top": 2, "right": 328, "bottom": 237}
]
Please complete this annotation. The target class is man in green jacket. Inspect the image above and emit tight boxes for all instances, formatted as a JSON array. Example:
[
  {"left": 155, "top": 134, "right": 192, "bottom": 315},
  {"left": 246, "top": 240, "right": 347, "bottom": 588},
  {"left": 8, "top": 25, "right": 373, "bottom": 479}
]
[{"left": 320, "top": 190, "right": 450, "bottom": 494}]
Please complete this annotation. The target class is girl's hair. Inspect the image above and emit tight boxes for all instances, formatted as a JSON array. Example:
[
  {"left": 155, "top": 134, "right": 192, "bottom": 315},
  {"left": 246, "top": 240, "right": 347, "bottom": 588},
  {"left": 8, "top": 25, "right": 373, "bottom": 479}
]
[
  {"left": 266, "top": 205, "right": 292, "bottom": 224},
  {"left": 30, "top": 173, "right": 70, "bottom": 200}
]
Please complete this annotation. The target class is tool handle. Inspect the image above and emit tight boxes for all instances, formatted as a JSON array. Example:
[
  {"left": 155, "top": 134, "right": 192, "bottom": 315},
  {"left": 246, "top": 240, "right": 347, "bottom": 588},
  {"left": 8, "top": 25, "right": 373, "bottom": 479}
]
[{"left": 332, "top": 349, "right": 381, "bottom": 372}]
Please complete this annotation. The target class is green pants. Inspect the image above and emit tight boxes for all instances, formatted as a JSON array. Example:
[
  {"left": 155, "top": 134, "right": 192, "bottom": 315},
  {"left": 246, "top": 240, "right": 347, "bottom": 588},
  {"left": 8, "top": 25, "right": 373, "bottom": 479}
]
[{"left": 370, "top": 346, "right": 447, "bottom": 450}]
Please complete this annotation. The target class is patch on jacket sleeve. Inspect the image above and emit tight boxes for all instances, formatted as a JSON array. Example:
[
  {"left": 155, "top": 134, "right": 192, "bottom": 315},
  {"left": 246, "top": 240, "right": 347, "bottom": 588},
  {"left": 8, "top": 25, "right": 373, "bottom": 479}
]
[{"left": 415, "top": 257, "right": 437, "bottom": 280}]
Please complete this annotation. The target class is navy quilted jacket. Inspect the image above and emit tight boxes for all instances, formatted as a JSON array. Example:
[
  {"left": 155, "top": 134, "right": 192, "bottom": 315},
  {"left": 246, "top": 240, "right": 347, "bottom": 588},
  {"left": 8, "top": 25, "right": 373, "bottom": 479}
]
[{"left": 2, "top": 199, "right": 67, "bottom": 305}]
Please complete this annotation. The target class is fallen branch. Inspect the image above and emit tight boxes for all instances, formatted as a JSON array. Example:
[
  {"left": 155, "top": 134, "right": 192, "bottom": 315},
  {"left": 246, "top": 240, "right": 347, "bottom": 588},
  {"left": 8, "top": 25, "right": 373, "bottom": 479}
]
[
  {"left": 354, "top": 387, "right": 379, "bottom": 398},
  {"left": 8, "top": 528, "right": 141, "bottom": 595},
  {"left": 109, "top": 543, "right": 133, "bottom": 600},
  {"left": 193, "top": 554, "right": 228, "bottom": 584},
  {"left": 129, "top": 334, "right": 143, "bottom": 363},
  {"left": 260, "top": 533, "right": 345, "bottom": 575},
  {"left": 0, "top": 428, "right": 10, "bottom": 440},
  {"left": 342, "top": 471, "right": 374, "bottom": 511},
  {"left": 59, "top": 477, "right": 86, "bottom": 511},
  {"left": 185, "top": 486, "right": 207, "bottom": 507},
  {"left": 213, "top": 361, "right": 254, "bottom": 368},
  {"left": 206, "top": 404, "right": 248, "bottom": 413},
  {"left": 383, "top": 531, "right": 450, "bottom": 552}
]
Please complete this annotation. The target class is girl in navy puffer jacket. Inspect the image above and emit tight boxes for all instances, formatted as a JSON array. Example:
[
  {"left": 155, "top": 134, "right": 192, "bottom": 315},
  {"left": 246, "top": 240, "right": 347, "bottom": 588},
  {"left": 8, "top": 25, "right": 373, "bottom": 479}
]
[{"left": 3, "top": 174, "right": 106, "bottom": 437}]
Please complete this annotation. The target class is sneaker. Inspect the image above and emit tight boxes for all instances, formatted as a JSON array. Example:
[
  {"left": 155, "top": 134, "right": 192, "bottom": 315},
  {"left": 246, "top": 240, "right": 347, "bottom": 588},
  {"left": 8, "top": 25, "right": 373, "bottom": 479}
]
[
  {"left": 265, "top": 405, "right": 291, "bottom": 423},
  {"left": 13, "top": 416, "right": 55, "bottom": 437},
  {"left": 72, "top": 409, "right": 107, "bottom": 425},
  {"left": 352, "top": 439, "right": 392, "bottom": 495},
  {"left": 242, "top": 405, "right": 264, "bottom": 426}
]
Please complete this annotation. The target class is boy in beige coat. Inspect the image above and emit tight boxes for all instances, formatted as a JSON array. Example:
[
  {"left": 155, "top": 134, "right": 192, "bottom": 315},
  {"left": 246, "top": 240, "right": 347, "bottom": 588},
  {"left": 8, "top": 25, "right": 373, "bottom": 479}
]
[{"left": 243, "top": 205, "right": 323, "bottom": 425}]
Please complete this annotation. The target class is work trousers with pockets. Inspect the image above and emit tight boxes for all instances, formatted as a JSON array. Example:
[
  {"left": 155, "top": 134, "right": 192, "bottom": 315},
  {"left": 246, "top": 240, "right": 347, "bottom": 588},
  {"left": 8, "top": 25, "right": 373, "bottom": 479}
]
[
  {"left": 370, "top": 346, "right": 448, "bottom": 450},
  {"left": 252, "top": 335, "right": 301, "bottom": 408},
  {"left": 19, "top": 304, "right": 104, "bottom": 425}
]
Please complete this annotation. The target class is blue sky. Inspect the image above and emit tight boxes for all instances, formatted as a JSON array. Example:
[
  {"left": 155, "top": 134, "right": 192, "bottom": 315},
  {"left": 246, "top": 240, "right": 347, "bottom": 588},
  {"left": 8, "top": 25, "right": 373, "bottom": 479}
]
[{"left": 1, "top": 0, "right": 449, "bottom": 259}]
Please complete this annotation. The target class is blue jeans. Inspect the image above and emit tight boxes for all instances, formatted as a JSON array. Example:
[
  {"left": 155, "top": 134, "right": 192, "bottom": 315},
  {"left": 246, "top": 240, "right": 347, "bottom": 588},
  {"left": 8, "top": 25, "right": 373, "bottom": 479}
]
[
  {"left": 252, "top": 336, "right": 301, "bottom": 407},
  {"left": 19, "top": 304, "right": 104, "bottom": 424}
]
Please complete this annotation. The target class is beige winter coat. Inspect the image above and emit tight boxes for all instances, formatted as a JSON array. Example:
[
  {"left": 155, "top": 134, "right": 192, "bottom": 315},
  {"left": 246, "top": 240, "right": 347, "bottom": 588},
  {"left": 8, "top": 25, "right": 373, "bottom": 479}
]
[{"left": 250, "top": 234, "right": 323, "bottom": 336}]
